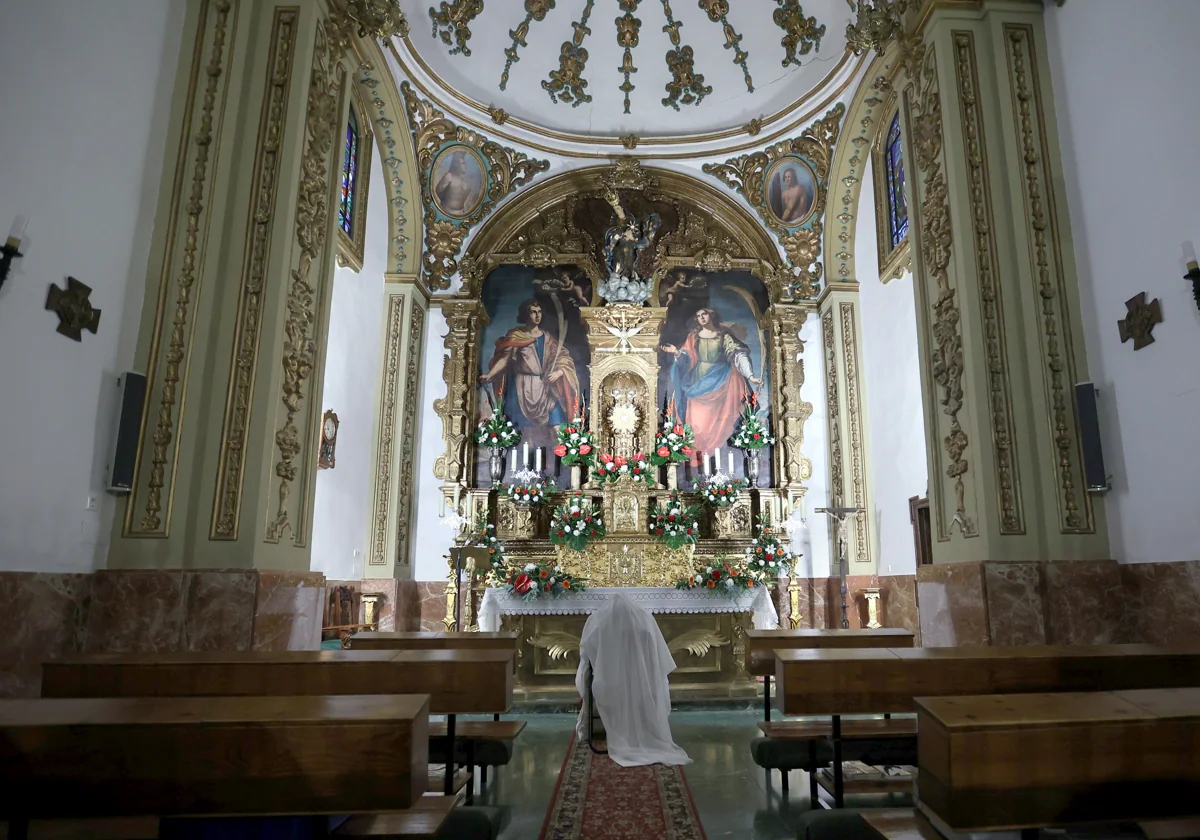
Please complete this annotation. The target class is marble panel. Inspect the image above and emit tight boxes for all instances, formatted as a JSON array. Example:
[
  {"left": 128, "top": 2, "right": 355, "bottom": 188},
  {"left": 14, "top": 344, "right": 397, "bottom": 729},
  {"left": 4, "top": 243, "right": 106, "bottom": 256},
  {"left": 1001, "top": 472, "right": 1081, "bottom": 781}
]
[
  {"left": 359, "top": 579, "right": 399, "bottom": 632},
  {"left": 982, "top": 563, "right": 1045, "bottom": 646},
  {"left": 417, "top": 581, "right": 448, "bottom": 632},
  {"left": 0, "top": 572, "right": 92, "bottom": 697},
  {"left": 1119, "top": 561, "right": 1200, "bottom": 645},
  {"left": 180, "top": 570, "right": 257, "bottom": 651},
  {"left": 1042, "top": 560, "right": 1125, "bottom": 645},
  {"left": 916, "top": 563, "right": 989, "bottom": 647},
  {"left": 252, "top": 571, "right": 325, "bottom": 651},
  {"left": 780, "top": 577, "right": 826, "bottom": 629},
  {"left": 84, "top": 570, "right": 186, "bottom": 654},
  {"left": 878, "top": 574, "right": 920, "bottom": 643},
  {"left": 835, "top": 575, "right": 879, "bottom": 630},
  {"left": 394, "top": 579, "right": 421, "bottom": 632}
]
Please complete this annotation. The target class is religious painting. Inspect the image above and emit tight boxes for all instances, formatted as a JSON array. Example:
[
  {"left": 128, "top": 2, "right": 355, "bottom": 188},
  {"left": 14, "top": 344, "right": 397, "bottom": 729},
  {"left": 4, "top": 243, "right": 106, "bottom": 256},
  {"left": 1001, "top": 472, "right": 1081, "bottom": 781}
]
[
  {"left": 476, "top": 264, "right": 594, "bottom": 488},
  {"left": 656, "top": 269, "right": 772, "bottom": 480},
  {"left": 765, "top": 157, "right": 818, "bottom": 227},
  {"left": 431, "top": 144, "right": 486, "bottom": 219}
]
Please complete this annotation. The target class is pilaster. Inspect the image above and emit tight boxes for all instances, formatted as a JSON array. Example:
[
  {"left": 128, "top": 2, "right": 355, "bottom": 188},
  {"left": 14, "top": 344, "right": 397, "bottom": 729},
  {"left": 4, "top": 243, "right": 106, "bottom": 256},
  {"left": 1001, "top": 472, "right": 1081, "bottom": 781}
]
[
  {"left": 766, "top": 303, "right": 815, "bottom": 509},
  {"left": 432, "top": 299, "right": 490, "bottom": 516},
  {"left": 818, "top": 284, "right": 876, "bottom": 571},
  {"left": 901, "top": 0, "right": 1108, "bottom": 563},
  {"left": 365, "top": 275, "right": 429, "bottom": 579},
  {"left": 111, "top": 0, "right": 356, "bottom": 570}
]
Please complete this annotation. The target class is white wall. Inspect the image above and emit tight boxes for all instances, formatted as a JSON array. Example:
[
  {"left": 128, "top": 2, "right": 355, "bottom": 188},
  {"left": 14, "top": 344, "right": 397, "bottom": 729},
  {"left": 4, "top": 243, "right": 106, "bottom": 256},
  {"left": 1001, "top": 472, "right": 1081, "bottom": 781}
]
[
  {"left": 311, "top": 150, "right": 388, "bottom": 580},
  {"left": 0, "top": 1, "right": 184, "bottom": 573},
  {"left": 856, "top": 161, "right": 927, "bottom": 576},
  {"left": 793, "top": 314, "right": 832, "bottom": 578},
  {"left": 413, "top": 306, "right": 454, "bottom": 581},
  {"left": 1046, "top": 0, "right": 1200, "bottom": 564}
]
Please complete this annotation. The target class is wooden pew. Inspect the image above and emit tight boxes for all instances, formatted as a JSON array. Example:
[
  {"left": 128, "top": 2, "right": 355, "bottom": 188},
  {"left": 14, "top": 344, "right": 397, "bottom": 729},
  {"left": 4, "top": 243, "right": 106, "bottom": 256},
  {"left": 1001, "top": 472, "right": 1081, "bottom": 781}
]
[
  {"left": 0, "top": 694, "right": 428, "bottom": 834},
  {"left": 747, "top": 628, "right": 914, "bottom": 721},
  {"left": 345, "top": 631, "right": 517, "bottom": 652},
  {"left": 774, "top": 644, "right": 1200, "bottom": 808},
  {"left": 42, "top": 649, "right": 513, "bottom": 797},
  {"left": 915, "top": 687, "right": 1200, "bottom": 833}
]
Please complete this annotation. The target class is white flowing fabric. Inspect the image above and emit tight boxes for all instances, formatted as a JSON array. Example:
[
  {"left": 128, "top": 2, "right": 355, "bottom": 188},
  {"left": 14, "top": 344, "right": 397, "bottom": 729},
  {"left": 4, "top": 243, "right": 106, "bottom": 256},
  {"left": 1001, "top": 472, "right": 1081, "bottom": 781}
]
[{"left": 574, "top": 592, "right": 692, "bottom": 767}]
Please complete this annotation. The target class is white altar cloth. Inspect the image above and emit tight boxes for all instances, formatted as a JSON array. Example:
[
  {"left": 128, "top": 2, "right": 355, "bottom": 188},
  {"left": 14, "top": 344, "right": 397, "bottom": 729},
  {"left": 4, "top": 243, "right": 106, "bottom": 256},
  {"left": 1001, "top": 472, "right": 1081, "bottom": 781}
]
[{"left": 478, "top": 585, "right": 779, "bottom": 633}]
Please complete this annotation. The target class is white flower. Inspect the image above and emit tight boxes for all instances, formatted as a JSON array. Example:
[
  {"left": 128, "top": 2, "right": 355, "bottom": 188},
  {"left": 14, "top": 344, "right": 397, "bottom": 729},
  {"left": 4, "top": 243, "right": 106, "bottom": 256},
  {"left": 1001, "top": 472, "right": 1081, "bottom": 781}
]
[
  {"left": 706, "top": 566, "right": 713, "bottom": 573},
  {"left": 725, "top": 578, "right": 735, "bottom": 588},
  {"left": 570, "top": 505, "right": 580, "bottom": 514},
  {"left": 525, "top": 563, "right": 537, "bottom": 572}
]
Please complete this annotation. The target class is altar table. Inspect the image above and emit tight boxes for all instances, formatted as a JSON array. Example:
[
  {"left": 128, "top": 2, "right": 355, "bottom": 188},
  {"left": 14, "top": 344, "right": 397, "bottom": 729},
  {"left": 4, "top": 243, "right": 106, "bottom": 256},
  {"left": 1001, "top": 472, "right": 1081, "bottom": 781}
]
[{"left": 477, "top": 586, "right": 778, "bottom": 702}]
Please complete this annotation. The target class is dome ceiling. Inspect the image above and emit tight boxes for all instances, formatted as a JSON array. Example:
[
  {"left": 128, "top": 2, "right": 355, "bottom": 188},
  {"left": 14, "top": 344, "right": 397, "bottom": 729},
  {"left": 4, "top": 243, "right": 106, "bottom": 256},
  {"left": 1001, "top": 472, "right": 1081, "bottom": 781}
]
[{"left": 394, "top": 0, "right": 856, "bottom": 143}]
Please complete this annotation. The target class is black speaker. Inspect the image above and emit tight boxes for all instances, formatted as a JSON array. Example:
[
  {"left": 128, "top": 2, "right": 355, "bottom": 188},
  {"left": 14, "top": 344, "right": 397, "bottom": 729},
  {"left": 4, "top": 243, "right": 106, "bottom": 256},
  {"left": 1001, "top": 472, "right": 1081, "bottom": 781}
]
[
  {"left": 1074, "top": 381, "right": 1109, "bottom": 493},
  {"left": 106, "top": 371, "right": 147, "bottom": 494}
]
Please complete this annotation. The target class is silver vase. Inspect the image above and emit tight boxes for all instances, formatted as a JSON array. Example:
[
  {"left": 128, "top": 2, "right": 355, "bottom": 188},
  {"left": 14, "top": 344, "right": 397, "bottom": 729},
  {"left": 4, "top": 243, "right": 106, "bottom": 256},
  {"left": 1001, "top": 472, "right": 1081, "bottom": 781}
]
[
  {"left": 746, "top": 448, "right": 761, "bottom": 487},
  {"left": 489, "top": 447, "right": 505, "bottom": 487}
]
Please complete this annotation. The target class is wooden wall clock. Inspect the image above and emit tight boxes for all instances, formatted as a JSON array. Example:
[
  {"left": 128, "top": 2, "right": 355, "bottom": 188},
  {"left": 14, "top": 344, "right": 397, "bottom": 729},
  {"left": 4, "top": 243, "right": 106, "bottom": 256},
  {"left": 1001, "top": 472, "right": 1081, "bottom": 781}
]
[{"left": 319, "top": 410, "right": 339, "bottom": 469}]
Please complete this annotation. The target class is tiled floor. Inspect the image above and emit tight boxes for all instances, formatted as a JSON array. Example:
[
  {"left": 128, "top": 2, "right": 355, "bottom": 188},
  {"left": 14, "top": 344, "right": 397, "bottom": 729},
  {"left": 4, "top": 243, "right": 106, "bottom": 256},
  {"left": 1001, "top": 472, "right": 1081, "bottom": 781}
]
[{"left": 468, "top": 709, "right": 910, "bottom": 840}]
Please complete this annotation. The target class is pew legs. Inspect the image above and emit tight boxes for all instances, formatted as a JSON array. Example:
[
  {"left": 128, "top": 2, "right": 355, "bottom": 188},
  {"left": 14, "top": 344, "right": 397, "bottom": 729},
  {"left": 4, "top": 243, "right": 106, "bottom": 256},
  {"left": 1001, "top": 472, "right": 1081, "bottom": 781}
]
[
  {"left": 808, "top": 741, "right": 818, "bottom": 803},
  {"left": 832, "top": 714, "right": 844, "bottom": 809},
  {"left": 444, "top": 714, "right": 457, "bottom": 796},
  {"left": 466, "top": 740, "right": 477, "bottom": 804},
  {"left": 763, "top": 675, "right": 772, "bottom": 722}
]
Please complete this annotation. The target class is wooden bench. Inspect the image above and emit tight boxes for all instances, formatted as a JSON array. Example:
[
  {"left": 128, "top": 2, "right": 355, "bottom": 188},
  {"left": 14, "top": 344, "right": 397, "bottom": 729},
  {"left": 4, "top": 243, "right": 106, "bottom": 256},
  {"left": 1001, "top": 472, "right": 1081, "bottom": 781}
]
[
  {"left": 0, "top": 694, "right": 428, "bottom": 837},
  {"left": 41, "top": 649, "right": 514, "bottom": 799},
  {"left": 775, "top": 644, "right": 1200, "bottom": 808},
  {"left": 916, "top": 687, "right": 1200, "bottom": 833}
]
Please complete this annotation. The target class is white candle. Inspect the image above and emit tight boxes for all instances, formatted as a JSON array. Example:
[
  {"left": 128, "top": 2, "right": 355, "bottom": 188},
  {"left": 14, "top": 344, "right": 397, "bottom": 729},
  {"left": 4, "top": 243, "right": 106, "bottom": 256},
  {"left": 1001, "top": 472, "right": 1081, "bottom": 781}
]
[
  {"left": 535, "top": 447, "right": 542, "bottom": 473},
  {"left": 510, "top": 448, "right": 517, "bottom": 472},
  {"left": 728, "top": 451, "right": 734, "bottom": 474},
  {"left": 714, "top": 447, "right": 722, "bottom": 473},
  {"left": 440, "top": 493, "right": 446, "bottom": 517},
  {"left": 702, "top": 452, "right": 709, "bottom": 474},
  {"left": 523, "top": 442, "right": 530, "bottom": 468},
  {"left": 453, "top": 485, "right": 461, "bottom": 511}
]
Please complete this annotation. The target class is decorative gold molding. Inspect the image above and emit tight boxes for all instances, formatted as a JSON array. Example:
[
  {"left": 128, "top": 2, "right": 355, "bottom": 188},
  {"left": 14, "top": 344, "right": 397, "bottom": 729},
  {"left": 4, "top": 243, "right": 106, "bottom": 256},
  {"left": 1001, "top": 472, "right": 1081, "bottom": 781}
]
[
  {"left": 432, "top": 300, "right": 489, "bottom": 487},
  {"left": 334, "top": 85, "right": 374, "bottom": 273},
  {"left": 908, "top": 45, "right": 975, "bottom": 540},
  {"left": 429, "top": 0, "right": 485, "bottom": 56},
  {"left": 774, "top": 0, "right": 826, "bottom": 67},
  {"left": 212, "top": 7, "right": 297, "bottom": 541},
  {"left": 702, "top": 104, "right": 845, "bottom": 299},
  {"left": 127, "top": 0, "right": 238, "bottom": 537},
  {"left": 768, "top": 304, "right": 813, "bottom": 490},
  {"left": 266, "top": 17, "right": 347, "bottom": 544},
  {"left": 822, "top": 309, "right": 843, "bottom": 508},
  {"left": 369, "top": 293, "right": 406, "bottom": 566},
  {"left": 394, "top": 298, "right": 425, "bottom": 566},
  {"left": 953, "top": 29, "right": 1023, "bottom": 536},
  {"left": 1005, "top": 23, "right": 1090, "bottom": 534},
  {"left": 839, "top": 301, "right": 870, "bottom": 563},
  {"left": 544, "top": 0, "right": 595, "bottom": 107},
  {"left": 401, "top": 81, "right": 550, "bottom": 291}
]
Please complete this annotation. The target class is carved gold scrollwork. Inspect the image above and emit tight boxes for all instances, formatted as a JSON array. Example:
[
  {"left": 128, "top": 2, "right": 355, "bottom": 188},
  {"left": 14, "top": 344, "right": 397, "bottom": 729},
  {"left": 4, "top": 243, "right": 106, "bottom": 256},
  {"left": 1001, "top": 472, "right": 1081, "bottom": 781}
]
[
  {"left": 823, "top": 309, "right": 843, "bottom": 508},
  {"left": 369, "top": 294, "right": 406, "bottom": 565},
  {"left": 768, "top": 304, "right": 813, "bottom": 488},
  {"left": 667, "top": 629, "right": 728, "bottom": 657},
  {"left": 429, "top": 0, "right": 485, "bottom": 57},
  {"left": 529, "top": 631, "right": 581, "bottom": 660},
  {"left": 432, "top": 300, "right": 489, "bottom": 486},
  {"left": 840, "top": 302, "right": 870, "bottom": 563},
  {"left": 773, "top": 0, "right": 826, "bottom": 67}
]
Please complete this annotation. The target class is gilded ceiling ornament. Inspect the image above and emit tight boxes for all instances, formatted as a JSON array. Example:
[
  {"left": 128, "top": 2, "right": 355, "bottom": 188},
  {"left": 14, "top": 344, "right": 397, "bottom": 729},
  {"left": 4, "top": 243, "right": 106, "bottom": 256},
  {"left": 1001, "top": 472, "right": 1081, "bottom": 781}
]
[
  {"left": 616, "top": 0, "right": 643, "bottom": 114},
  {"left": 702, "top": 103, "right": 845, "bottom": 298},
  {"left": 401, "top": 81, "right": 550, "bottom": 290},
  {"left": 621, "top": 133, "right": 639, "bottom": 149},
  {"left": 697, "top": 0, "right": 752, "bottom": 92},
  {"left": 343, "top": 0, "right": 409, "bottom": 40},
  {"left": 745, "top": 117, "right": 762, "bottom": 136},
  {"left": 657, "top": 0, "right": 709, "bottom": 110},
  {"left": 845, "top": 0, "right": 908, "bottom": 58},
  {"left": 429, "top": 0, "right": 485, "bottom": 56},
  {"left": 773, "top": 0, "right": 826, "bottom": 67},
  {"left": 488, "top": 105, "right": 509, "bottom": 124},
  {"left": 500, "top": 0, "right": 558, "bottom": 91},
  {"left": 544, "top": 0, "right": 596, "bottom": 106}
]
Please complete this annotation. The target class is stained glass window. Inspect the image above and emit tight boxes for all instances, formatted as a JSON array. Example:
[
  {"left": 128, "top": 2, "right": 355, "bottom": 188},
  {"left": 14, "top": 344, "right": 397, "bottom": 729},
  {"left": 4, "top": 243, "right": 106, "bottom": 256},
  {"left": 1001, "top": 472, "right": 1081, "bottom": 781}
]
[
  {"left": 338, "top": 107, "right": 360, "bottom": 237},
  {"left": 884, "top": 112, "right": 908, "bottom": 249}
]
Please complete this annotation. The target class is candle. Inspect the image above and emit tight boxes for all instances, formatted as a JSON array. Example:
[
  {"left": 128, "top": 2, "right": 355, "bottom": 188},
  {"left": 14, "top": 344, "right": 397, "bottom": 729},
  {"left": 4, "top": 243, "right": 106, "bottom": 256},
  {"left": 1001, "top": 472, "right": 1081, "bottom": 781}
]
[
  {"left": 728, "top": 451, "right": 734, "bottom": 474},
  {"left": 440, "top": 493, "right": 446, "bottom": 517},
  {"left": 714, "top": 447, "right": 721, "bottom": 473},
  {"left": 510, "top": 448, "right": 517, "bottom": 472},
  {"left": 702, "top": 452, "right": 709, "bottom": 474},
  {"left": 453, "top": 484, "right": 461, "bottom": 511},
  {"left": 535, "top": 447, "right": 543, "bottom": 473},
  {"left": 523, "top": 442, "right": 530, "bottom": 469}
]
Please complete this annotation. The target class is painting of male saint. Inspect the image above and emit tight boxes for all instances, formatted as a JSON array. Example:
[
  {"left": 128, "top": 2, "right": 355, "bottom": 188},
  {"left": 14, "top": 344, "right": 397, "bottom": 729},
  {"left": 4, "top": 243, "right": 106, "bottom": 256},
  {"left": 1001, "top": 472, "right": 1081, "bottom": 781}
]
[
  {"left": 432, "top": 146, "right": 485, "bottom": 218},
  {"left": 479, "top": 298, "right": 582, "bottom": 435},
  {"left": 766, "top": 158, "right": 817, "bottom": 226}
]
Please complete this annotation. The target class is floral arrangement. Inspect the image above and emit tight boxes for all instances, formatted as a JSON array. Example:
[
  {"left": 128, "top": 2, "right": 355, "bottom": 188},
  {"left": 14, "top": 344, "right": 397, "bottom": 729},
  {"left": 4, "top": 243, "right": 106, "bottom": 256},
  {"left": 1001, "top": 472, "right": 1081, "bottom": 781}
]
[
  {"left": 674, "top": 558, "right": 758, "bottom": 595},
  {"left": 650, "top": 418, "right": 696, "bottom": 466},
  {"left": 744, "top": 512, "right": 796, "bottom": 581},
  {"left": 504, "top": 561, "right": 586, "bottom": 601},
  {"left": 504, "top": 468, "right": 551, "bottom": 507},
  {"left": 473, "top": 407, "right": 520, "bottom": 449},
  {"left": 699, "top": 471, "right": 746, "bottom": 508},
  {"left": 593, "top": 452, "right": 655, "bottom": 485},
  {"left": 553, "top": 419, "right": 596, "bottom": 468},
  {"left": 463, "top": 509, "right": 507, "bottom": 583},
  {"left": 549, "top": 492, "right": 606, "bottom": 552},
  {"left": 729, "top": 392, "right": 775, "bottom": 451},
  {"left": 648, "top": 492, "right": 702, "bottom": 550}
]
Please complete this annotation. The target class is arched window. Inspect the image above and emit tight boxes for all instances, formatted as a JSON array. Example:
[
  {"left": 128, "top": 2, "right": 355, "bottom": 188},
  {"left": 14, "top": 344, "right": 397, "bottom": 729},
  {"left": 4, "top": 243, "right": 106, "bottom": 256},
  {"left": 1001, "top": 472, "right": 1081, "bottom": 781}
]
[
  {"left": 884, "top": 112, "right": 908, "bottom": 249},
  {"left": 338, "top": 106, "right": 360, "bottom": 237},
  {"left": 873, "top": 107, "right": 911, "bottom": 281}
]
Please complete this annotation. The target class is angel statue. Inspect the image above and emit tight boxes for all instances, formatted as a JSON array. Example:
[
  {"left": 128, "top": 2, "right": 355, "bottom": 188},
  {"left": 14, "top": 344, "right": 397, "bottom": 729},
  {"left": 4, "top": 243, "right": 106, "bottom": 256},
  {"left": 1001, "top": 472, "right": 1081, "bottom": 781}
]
[{"left": 598, "top": 187, "right": 661, "bottom": 305}]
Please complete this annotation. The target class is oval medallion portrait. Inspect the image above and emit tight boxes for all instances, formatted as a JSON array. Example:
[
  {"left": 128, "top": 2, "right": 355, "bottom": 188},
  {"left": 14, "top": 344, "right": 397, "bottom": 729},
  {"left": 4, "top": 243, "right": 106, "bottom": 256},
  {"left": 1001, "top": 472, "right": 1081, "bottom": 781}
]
[
  {"left": 431, "top": 145, "right": 486, "bottom": 219},
  {"left": 764, "top": 157, "right": 818, "bottom": 227}
]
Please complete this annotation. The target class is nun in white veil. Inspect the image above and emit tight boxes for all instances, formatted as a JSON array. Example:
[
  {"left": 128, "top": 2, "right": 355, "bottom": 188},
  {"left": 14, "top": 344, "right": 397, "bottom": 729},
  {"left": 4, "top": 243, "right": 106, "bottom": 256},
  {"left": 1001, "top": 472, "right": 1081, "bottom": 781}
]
[{"left": 574, "top": 592, "right": 691, "bottom": 767}]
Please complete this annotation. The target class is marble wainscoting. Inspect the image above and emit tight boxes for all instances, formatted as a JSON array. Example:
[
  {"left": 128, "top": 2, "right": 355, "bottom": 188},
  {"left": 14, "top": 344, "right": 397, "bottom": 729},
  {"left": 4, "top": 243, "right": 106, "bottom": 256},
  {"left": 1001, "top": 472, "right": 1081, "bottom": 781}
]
[
  {"left": 916, "top": 563, "right": 990, "bottom": 648},
  {"left": 418, "top": 581, "right": 449, "bottom": 631},
  {"left": 1119, "top": 561, "right": 1200, "bottom": 645},
  {"left": 773, "top": 575, "right": 918, "bottom": 639},
  {"left": 0, "top": 569, "right": 325, "bottom": 697},
  {"left": 321, "top": 578, "right": 422, "bottom": 634}
]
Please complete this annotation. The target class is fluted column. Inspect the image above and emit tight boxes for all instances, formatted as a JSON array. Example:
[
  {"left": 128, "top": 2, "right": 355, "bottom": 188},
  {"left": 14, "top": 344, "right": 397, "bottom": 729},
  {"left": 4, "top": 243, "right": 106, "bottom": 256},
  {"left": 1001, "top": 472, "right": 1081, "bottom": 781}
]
[
  {"left": 900, "top": 0, "right": 1108, "bottom": 563},
  {"left": 111, "top": 0, "right": 356, "bottom": 570}
]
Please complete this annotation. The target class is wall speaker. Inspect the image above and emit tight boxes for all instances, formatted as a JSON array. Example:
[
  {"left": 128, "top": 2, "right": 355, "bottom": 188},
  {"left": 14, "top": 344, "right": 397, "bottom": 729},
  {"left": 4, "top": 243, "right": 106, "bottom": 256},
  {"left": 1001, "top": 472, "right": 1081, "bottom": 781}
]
[
  {"left": 1074, "top": 381, "right": 1110, "bottom": 493},
  {"left": 106, "top": 371, "right": 146, "bottom": 494}
]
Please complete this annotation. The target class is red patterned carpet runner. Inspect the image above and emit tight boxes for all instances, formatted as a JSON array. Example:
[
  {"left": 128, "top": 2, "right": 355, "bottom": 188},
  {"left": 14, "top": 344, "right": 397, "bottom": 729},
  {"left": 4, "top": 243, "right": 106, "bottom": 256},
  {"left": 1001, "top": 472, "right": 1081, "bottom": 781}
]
[{"left": 539, "top": 738, "right": 707, "bottom": 840}]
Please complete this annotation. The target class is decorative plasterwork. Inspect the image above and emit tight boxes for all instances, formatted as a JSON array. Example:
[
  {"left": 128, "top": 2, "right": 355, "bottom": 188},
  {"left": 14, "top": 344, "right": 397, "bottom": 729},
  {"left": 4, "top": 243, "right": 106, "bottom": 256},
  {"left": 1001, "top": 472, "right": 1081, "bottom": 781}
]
[
  {"left": 212, "top": 7, "right": 297, "bottom": 541},
  {"left": 768, "top": 304, "right": 814, "bottom": 492},
  {"left": 839, "top": 301, "right": 869, "bottom": 563},
  {"left": 126, "top": 0, "right": 238, "bottom": 537},
  {"left": 907, "top": 45, "right": 975, "bottom": 541},
  {"left": 370, "top": 293, "right": 406, "bottom": 566},
  {"left": 822, "top": 309, "right": 843, "bottom": 509},
  {"left": 870, "top": 93, "right": 912, "bottom": 283},
  {"left": 953, "top": 29, "right": 1023, "bottom": 536},
  {"left": 394, "top": 297, "right": 425, "bottom": 566},
  {"left": 266, "top": 17, "right": 347, "bottom": 544},
  {"left": 544, "top": 0, "right": 596, "bottom": 107},
  {"left": 334, "top": 84, "right": 374, "bottom": 273},
  {"left": 401, "top": 81, "right": 550, "bottom": 291},
  {"left": 702, "top": 103, "right": 845, "bottom": 300},
  {"left": 774, "top": 0, "right": 827, "bottom": 67},
  {"left": 1005, "top": 23, "right": 1091, "bottom": 534},
  {"left": 432, "top": 300, "right": 489, "bottom": 488}
]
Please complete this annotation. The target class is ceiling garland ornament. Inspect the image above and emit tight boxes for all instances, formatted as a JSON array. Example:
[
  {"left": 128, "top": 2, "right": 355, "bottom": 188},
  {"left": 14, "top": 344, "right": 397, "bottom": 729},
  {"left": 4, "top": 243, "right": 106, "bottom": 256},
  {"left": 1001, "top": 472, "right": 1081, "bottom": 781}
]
[
  {"left": 501, "top": 0, "right": 558, "bottom": 91},
  {"left": 401, "top": 81, "right": 550, "bottom": 291},
  {"left": 617, "top": 0, "right": 643, "bottom": 113},
  {"left": 544, "top": 0, "right": 596, "bottom": 106},
  {"left": 698, "top": 0, "right": 752, "bottom": 92},
  {"left": 342, "top": 0, "right": 408, "bottom": 40},
  {"left": 702, "top": 103, "right": 845, "bottom": 300},
  {"left": 429, "top": 0, "right": 484, "bottom": 56},
  {"left": 775, "top": 1, "right": 827, "bottom": 66}
]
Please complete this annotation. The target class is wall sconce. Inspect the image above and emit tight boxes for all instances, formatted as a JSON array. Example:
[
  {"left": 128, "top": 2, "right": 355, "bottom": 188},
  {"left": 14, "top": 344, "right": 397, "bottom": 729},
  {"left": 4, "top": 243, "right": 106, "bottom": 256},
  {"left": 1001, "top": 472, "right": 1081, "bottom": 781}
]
[
  {"left": 0, "top": 216, "right": 27, "bottom": 293},
  {"left": 1185, "top": 242, "right": 1200, "bottom": 311}
]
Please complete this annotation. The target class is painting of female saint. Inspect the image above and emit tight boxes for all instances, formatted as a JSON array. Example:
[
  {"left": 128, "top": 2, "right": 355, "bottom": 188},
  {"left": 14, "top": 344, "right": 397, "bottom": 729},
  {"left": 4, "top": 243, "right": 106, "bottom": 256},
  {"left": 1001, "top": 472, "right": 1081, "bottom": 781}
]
[
  {"left": 432, "top": 146, "right": 485, "bottom": 218},
  {"left": 658, "top": 270, "right": 770, "bottom": 468},
  {"left": 766, "top": 157, "right": 817, "bottom": 226}
]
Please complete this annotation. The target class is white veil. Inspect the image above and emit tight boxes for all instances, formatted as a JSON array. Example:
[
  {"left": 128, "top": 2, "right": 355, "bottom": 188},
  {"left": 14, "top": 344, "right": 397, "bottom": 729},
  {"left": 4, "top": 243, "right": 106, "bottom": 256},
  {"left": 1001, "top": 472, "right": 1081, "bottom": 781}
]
[{"left": 574, "top": 592, "right": 691, "bottom": 767}]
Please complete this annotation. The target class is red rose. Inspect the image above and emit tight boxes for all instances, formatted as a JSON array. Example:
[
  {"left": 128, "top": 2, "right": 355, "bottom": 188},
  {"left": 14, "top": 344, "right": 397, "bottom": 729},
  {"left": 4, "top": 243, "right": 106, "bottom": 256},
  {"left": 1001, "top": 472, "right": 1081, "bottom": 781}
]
[
  {"left": 753, "top": 433, "right": 761, "bottom": 440},
  {"left": 579, "top": 444, "right": 592, "bottom": 455},
  {"left": 686, "top": 528, "right": 693, "bottom": 535},
  {"left": 554, "top": 444, "right": 567, "bottom": 457},
  {"left": 557, "top": 530, "right": 564, "bottom": 537},
  {"left": 544, "top": 583, "right": 552, "bottom": 592},
  {"left": 514, "top": 573, "right": 533, "bottom": 594},
  {"left": 712, "top": 570, "right": 721, "bottom": 580},
  {"left": 657, "top": 446, "right": 670, "bottom": 457}
]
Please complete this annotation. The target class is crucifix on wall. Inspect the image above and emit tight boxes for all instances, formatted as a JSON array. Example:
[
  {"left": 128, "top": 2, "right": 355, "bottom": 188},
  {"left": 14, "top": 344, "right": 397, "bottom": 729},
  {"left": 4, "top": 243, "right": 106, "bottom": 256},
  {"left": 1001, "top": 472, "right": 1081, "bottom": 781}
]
[{"left": 814, "top": 506, "right": 865, "bottom": 629}]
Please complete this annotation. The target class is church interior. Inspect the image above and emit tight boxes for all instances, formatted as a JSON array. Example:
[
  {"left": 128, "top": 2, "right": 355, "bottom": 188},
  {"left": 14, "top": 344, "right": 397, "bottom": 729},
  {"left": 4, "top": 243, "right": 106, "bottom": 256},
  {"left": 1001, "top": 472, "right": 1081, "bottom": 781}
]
[{"left": 2, "top": 0, "right": 1200, "bottom": 838}]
